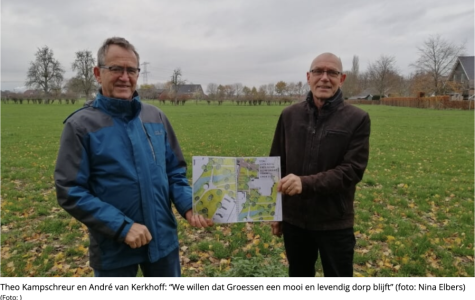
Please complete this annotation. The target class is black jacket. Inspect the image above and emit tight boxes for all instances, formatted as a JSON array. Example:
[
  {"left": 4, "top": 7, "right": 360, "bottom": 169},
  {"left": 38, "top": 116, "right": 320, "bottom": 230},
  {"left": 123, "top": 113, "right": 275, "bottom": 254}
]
[{"left": 270, "top": 90, "right": 370, "bottom": 230}]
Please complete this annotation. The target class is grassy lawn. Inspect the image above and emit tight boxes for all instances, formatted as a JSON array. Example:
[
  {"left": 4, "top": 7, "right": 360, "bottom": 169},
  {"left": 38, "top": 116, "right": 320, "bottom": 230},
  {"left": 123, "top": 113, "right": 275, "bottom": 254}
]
[{"left": 1, "top": 100, "right": 473, "bottom": 277}]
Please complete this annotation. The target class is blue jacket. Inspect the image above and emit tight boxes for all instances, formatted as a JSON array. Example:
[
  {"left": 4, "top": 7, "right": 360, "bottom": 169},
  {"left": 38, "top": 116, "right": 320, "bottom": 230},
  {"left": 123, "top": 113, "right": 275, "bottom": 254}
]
[{"left": 54, "top": 91, "right": 192, "bottom": 270}]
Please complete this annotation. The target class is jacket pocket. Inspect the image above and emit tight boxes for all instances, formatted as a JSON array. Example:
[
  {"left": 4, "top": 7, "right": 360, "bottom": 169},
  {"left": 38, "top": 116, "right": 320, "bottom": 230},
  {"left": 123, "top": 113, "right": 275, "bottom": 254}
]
[
  {"left": 314, "top": 193, "right": 347, "bottom": 221},
  {"left": 335, "top": 193, "right": 347, "bottom": 217},
  {"left": 324, "top": 129, "right": 350, "bottom": 137},
  {"left": 147, "top": 129, "right": 167, "bottom": 166},
  {"left": 320, "top": 130, "right": 350, "bottom": 163}
]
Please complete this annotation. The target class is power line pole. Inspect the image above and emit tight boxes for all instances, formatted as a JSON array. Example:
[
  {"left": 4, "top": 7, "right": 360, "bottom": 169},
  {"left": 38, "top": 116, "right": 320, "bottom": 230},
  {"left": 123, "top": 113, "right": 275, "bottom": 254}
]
[{"left": 141, "top": 62, "right": 150, "bottom": 85}]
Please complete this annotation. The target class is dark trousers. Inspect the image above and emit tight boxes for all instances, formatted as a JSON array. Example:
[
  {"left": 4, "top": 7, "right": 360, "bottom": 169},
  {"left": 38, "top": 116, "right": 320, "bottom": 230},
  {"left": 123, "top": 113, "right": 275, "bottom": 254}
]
[
  {"left": 283, "top": 222, "right": 355, "bottom": 277},
  {"left": 94, "top": 247, "right": 181, "bottom": 277}
]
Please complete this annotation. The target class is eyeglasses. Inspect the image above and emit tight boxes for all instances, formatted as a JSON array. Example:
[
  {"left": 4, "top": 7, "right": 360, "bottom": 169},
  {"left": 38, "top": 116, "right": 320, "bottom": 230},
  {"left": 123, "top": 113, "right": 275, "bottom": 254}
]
[
  {"left": 309, "top": 69, "right": 341, "bottom": 78},
  {"left": 100, "top": 65, "right": 141, "bottom": 76}
]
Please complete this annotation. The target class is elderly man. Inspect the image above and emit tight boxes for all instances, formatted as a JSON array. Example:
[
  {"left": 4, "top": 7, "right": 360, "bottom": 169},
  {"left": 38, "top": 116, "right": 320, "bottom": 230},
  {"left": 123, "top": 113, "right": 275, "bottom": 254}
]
[
  {"left": 270, "top": 53, "right": 371, "bottom": 277},
  {"left": 54, "top": 37, "right": 212, "bottom": 277}
]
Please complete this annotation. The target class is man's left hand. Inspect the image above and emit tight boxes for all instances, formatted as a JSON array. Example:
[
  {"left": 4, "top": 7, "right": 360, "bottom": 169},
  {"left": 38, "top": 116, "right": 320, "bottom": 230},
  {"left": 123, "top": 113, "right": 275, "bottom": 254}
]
[{"left": 185, "top": 210, "right": 214, "bottom": 228}]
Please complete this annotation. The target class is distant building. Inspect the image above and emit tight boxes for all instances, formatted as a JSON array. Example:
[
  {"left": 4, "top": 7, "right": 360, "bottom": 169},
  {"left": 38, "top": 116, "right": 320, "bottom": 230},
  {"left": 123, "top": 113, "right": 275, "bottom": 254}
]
[
  {"left": 23, "top": 89, "right": 40, "bottom": 97},
  {"left": 175, "top": 84, "right": 205, "bottom": 97},
  {"left": 445, "top": 56, "right": 474, "bottom": 99},
  {"left": 348, "top": 89, "right": 374, "bottom": 100}
]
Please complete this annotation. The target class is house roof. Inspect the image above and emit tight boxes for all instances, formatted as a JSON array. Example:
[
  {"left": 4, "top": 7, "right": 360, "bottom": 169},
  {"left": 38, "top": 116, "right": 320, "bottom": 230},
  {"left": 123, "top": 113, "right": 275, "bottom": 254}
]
[
  {"left": 348, "top": 94, "right": 372, "bottom": 100},
  {"left": 347, "top": 88, "right": 374, "bottom": 99},
  {"left": 176, "top": 84, "right": 203, "bottom": 94},
  {"left": 24, "top": 89, "right": 39, "bottom": 95},
  {"left": 459, "top": 56, "right": 474, "bottom": 80},
  {"left": 449, "top": 56, "right": 474, "bottom": 81}
]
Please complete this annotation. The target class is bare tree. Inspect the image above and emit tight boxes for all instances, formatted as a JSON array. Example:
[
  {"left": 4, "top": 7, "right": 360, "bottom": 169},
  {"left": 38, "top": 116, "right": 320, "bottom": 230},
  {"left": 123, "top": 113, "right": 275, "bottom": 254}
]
[
  {"left": 409, "top": 71, "right": 433, "bottom": 96},
  {"left": 216, "top": 85, "right": 226, "bottom": 105},
  {"left": 266, "top": 83, "right": 275, "bottom": 98},
  {"left": 302, "top": 82, "right": 310, "bottom": 95},
  {"left": 391, "top": 74, "right": 411, "bottom": 97},
  {"left": 26, "top": 46, "right": 65, "bottom": 95},
  {"left": 242, "top": 86, "right": 251, "bottom": 97},
  {"left": 287, "top": 82, "right": 297, "bottom": 96},
  {"left": 368, "top": 55, "right": 399, "bottom": 97},
  {"left": 250, "top": 87, "right": 258, "bottom": 105},
  {"left": 258, "top": 85, "right": 267, "bottom": 104},
  {"left": 412, "top": 35, "right": 465, "bottom": 95},
  {"left": 275, "top": 81, "right": 287, "bottom": 96},
  {"left": 351, "top": 55, "right": 359, "bottom": 76},
  {"left": 342, "top": 55, "right": 361, "bottom": 98},
  {"left": 64, "top": 77, "right": 81, "bottom": 94},
  {"left": 233, "top": 83, "right": 243, "bottom": 100},
  {"left": 358, "top": 71, "right": 371, "bottom": 93},
  {"left": 155, "top": 82, "right": 167, "bottom": 89},
  {"left": 206, "top": 83, "right": 218, "bottom": 100},
  {"left": 138, "top": 84, "right": 158, "bottom": 100},
  {"left": 72, "top": 50, "right": 97, "bottom": 99},
  {"left": 170, "top": 68, "right": 183, "bottom": 86},
  {"left": 168, "top": 68, "right": 187, "bottom": 103},
  {"left": 224, "top": 84, "right": 235, "bottom": 99}
]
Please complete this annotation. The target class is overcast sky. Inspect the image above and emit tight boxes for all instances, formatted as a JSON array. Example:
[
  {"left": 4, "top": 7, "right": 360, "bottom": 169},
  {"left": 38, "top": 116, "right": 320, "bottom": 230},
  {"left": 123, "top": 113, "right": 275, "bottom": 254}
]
[{"left": 1, "top": 0, "right": 474, "bottom": 92}]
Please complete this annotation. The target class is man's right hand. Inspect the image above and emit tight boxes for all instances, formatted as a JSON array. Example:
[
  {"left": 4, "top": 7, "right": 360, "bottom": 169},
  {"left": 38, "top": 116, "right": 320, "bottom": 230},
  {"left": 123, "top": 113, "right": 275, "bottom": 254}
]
[
  {"left": 271, "top": 221, "right": 283, "bottom": 238},
  {"left": 124, "top": 223, "right": 152, "bottom": 248}
]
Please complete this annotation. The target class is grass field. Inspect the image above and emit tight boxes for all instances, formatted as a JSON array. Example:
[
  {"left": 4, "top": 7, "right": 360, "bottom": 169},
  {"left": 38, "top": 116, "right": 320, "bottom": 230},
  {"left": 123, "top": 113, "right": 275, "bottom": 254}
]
[{"left": 1, "top": 100, "right": 474, "bottom": 277}]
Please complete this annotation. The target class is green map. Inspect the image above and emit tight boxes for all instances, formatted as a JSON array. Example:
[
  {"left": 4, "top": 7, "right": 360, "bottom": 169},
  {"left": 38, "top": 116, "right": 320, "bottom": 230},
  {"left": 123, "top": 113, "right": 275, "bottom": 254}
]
[{"left": 192, "top": 156, "right": 282, "bottom": 223}]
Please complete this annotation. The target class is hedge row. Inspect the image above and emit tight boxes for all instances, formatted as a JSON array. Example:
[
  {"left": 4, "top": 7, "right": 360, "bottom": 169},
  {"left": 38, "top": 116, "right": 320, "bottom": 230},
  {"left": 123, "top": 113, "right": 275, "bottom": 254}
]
[{"left": 346, "top": 97, "right": 474, "bottom": 110}]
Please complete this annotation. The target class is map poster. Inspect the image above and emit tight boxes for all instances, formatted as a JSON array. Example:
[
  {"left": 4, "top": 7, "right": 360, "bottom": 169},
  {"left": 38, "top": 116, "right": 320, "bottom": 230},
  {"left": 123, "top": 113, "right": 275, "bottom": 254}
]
[{"left": 192, "top": 156, "right": 282, "bottom": 223}]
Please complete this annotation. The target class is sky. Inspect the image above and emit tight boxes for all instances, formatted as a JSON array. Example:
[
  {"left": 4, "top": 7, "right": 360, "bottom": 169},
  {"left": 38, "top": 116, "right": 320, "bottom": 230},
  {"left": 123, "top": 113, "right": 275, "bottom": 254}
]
[{"left": 1, "top": 0, "right": 474, "bottom": 92}]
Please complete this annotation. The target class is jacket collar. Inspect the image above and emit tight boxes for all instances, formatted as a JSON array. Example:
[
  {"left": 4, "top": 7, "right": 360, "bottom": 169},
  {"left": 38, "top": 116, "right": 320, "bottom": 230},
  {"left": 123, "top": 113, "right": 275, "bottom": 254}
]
[
  {"left": 305, "top": 88, "right": 343, "bottom": 112},
  {"left": 92, "top": 89, "right": 141, "bottom": 119}
]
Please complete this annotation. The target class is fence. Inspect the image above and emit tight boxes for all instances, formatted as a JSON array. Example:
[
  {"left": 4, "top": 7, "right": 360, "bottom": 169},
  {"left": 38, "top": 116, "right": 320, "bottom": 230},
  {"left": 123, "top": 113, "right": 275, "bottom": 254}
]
[
  {"left": 346, "top": 96, "right": 474, "bottom": 110},
  {"left": 345, "top": 100, "right": 380, "bottom": 105}
]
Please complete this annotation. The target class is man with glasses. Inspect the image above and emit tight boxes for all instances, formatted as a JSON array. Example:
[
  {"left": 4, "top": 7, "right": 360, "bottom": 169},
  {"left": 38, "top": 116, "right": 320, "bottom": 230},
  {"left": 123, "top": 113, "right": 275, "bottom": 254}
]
[
  {"left": 55, "top": 37, "right": 212, "bottom": 277},
  {"left": 269, "top": 52, "right": 370, "bottom": 277}
]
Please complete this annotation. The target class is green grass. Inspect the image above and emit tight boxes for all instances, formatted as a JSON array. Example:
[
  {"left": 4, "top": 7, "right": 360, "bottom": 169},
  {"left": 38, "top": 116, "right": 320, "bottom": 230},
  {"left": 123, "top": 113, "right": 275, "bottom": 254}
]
[{"left": 1, "top": 100, "right": 474, "bottom": 277}]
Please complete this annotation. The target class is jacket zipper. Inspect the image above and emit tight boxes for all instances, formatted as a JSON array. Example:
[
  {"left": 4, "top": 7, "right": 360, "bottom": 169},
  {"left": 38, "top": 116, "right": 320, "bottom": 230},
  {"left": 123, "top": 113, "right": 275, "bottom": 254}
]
[
  {"left": 139, "top": 117, "right": 156, "bottom": 163},
  {"left": 306, "top": 110, "right": 318, "bottom": 174},
  {"left": 308, "top": 110, "right": 325, "bottom": 174}
]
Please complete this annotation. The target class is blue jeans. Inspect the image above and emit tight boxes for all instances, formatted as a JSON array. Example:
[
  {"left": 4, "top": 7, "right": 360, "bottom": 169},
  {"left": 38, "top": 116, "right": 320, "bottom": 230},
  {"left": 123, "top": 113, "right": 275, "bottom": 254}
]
[{"left": 94, "top": 247, "right": 181, "bottom": 277}]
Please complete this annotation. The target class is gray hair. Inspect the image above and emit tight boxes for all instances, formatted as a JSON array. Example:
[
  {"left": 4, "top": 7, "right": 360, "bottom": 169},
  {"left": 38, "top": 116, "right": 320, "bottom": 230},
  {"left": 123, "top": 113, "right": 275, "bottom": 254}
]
[{"left": 97, "top": 37, "right": 140, "bottom": 67}]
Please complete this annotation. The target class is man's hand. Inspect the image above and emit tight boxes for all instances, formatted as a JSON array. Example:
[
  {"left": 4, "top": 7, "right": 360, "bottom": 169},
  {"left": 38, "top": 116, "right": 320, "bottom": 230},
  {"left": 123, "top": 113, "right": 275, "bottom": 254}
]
[
  {"left": 125, "top": 223, "right": 152, "bottom": 249},
  {"left": 185, "top": 210, "right": 214, "bottom": 228},
  {"left": 278, "top": 173, "right": 302, "bottom": 196},
  {"left": 271, "top": 221, "right": 283, "bottom": 238}
]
